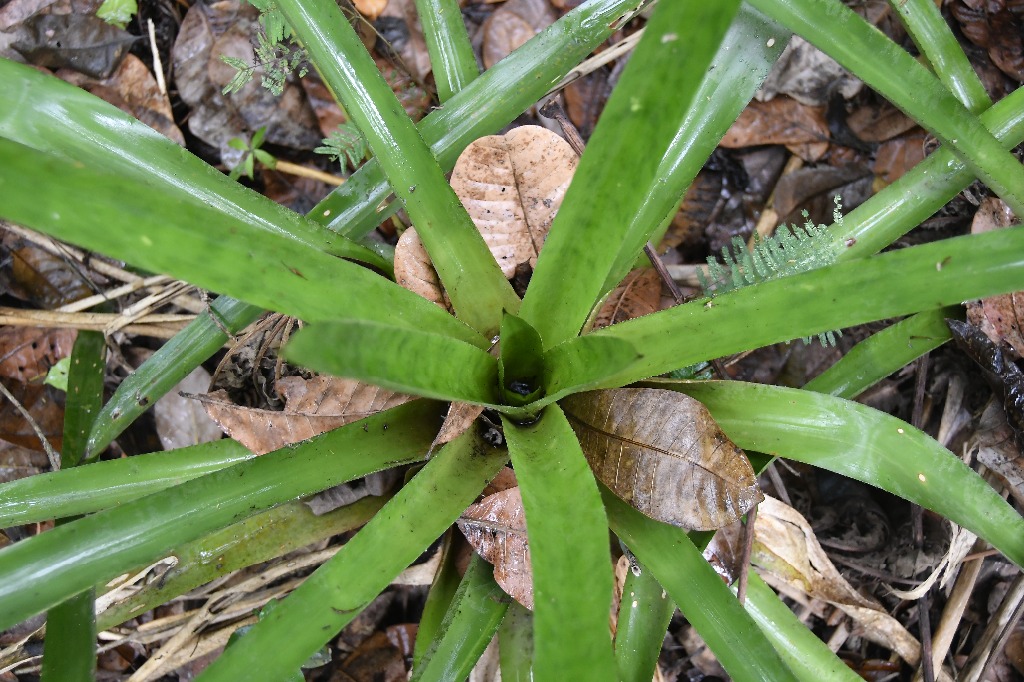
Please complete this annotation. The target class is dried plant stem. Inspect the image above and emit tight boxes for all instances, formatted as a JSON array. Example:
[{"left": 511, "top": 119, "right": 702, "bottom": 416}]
[
  {"left": 0, "top": 307, "right": 193, "bottom": 339},
  {"left": 0, "top": 378, "right": 60, "bottom": 470},
  {"left": 272, "top": 160, "right": 345, "bottom": 186}
]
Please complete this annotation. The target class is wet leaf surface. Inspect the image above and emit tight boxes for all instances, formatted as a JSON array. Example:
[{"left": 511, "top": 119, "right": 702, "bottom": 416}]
[{"left": 560, "top": 387, "right": 761, "bottom": 531}]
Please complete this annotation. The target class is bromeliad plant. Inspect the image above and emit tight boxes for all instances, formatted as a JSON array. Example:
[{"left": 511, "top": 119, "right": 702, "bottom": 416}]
[{"left": 1, "top": 0, "right": 1024, "bottom": 679}]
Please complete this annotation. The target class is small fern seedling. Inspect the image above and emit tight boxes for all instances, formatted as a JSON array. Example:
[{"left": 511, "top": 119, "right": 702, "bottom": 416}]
[
  {"left": 698, "top": 195, "right": 845, "bottom": 346},
  {"left": 314, "top": 123, "right": 369, "bottom": 171},
  {"left": 221, "top": 1, "right": 308, "bottom": 97}
]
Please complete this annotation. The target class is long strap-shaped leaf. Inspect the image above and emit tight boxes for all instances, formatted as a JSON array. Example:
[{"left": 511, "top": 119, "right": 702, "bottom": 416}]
[
  {"left": 614, "top": 557, "right": 675, "bottom": 682},
  {"left": 0, "top": 400, "right": 443, "bottom": 631},
  {"left": 748, "top": 0, "right": 1024, "bottom": 216},
  {"left": 277, "top": 0, "right": 519, "bottom": 336},
  {"left": 194, "top": 428, "right": 508, "bottom": 682},
  {"left": 415, "top": 0, "right": 479, "bottom": 104},
  {"left": 0, "top": 60, "right": 383, "bottom": 268},
  {"left": 562, "top": 226, "right": 1024, "bottom": 389},
  {"left": 314, "top": 0, "right": 651, "bottom": 239},
  {"left": 602, "top": 4, "right": 791, "bottom": 293},
  {"left": 662, "top": 381, "right": 1024, "bottom": 568},
  {"left": 284, "top": 320, "right": 500, "bottom": 405},
  {"left": 501, "top": 406, "right": 617, "bottom": 681},
  {"left": 605, "top": 488, "right": 801, "bottom": 682},
  {"left": 520, "top": 0, "right": 743, "bottom": 349},
  {"left": 0, "top": 139, "right": 487, "bottom": 349}
]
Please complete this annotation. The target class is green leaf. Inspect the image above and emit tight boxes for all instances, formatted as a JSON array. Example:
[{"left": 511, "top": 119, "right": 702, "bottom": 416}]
[
  {"left": 541, "top": 335, "right": 640, "bottom": 406},
  {"left": 284, "top": 320, "right": 499, "bottom": 405},
  {"left": 0, "top": 140, "right": 486, "bottom": 350},
  {"left": 663, "top": 381, "right": 1024, "bottom": 568},
  {"left": 414, "top": 0, "right": 479, "bottom": 103},
  {"left": 605, "top": 488, "right": 800, "bottom": 682},
  {"left": 43, "top": 356, "right": 71, "bottom": 392},
  {"left": 499, "top": 313, "right": 545, "bottom": 406},
  {"left": 96, "top": 0, "right": 136, "bottom": 28},
  {"left": 498, "top": 602, "right": 533, "bottom": 681},
  {"left": 194, "top": 428, "right": 508, "bottom": 682},
  {"left": 587, "top": 226, "right": 1024, "bottom": 388},
  {"left": 278, "top": 0, "right": 519, "bottom": 336},
  {"left": 411, "top": 553, "right": 509, "bottom": 682},
  {"left": 614, "top": 557, "right": 675, "bottom": 682},
  {"left": 520, "top": 0, "right": 743, "bottom": 348},
  {"left": 0, "top": 400, "right": 444, "bottom": 631},
  {"left": 501, "top": 406, "right": 616, "bottom": 681},
  {"left": 803, "top": 307, "right": 958, "bottom": 399}
]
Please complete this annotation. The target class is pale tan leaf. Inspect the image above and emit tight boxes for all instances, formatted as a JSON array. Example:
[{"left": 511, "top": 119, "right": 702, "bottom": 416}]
[
  {"left": 432, "top": 401, "right": 485, "bottom": 450},
  {"left": 592, "top": 268, "right": 662, "bottom": 330},
  {"left": 198, "top": 377, "right": 414, "bottom": 455},
  {"left": 753, "top": 496, "right": 927, "bottom": 669},
  {"left": 393, "top": 227, "right": 448, "bottom": 308},
  {"left": 457, "top": 487, "right": 533, "bottom": 610},
  {"left": 481, "top": 0, "right": 555, "bottom": 69},
  {"left": 450, "top": 125, "right": 578, "bottom": 278},
  {"left": 154, "top": 366, "right": 223, "bottom": 450},
  {"left": 560, "top": 388, "right": 762, "bottom": 531}
]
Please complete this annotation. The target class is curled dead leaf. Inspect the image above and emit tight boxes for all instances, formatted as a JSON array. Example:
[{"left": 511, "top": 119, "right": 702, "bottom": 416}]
[
  {"left": 198, "top": 376, "right": 414, "bottom": 455},
  {"left": 450, "top": 125, "right": 577, "bottom": 279},
  {"left": 457, "top": 486, "right": 534, "bottom": 610},
  {"left": 393, "top": 227, "right": 448, "bottom": 309},
  {"left": 560, "top": 388, "right": 762, "bottom": 531}
]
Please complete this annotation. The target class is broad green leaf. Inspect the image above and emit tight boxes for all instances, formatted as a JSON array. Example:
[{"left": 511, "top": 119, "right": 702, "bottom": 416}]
[
  {"left": 98, "top": 496, "right": 385, "bottom": 631},
  {"left": 284, "top": 320, "right": 499, "bottom": 405},
  {"left": 85, "top": 298, "right": 263, "bottom": 459},
  {"left": 0, "top": 140, "right": 487, "bottom": 350},
  {"left": 413, "top": 533, "right": 463, "bottom": 669},
  {"left": 803, "top": 307, "right": 957, "bottom": 398},
  {"left": 313, "top": 0, "right": 653, "bottom": 239},
  {"left": 500, "top": 313, "right": 545, "bottom": 406},
  {"left": 501, "top": 406, "right": 616, "bottom": 682},
  {"left": 743, "top": 571, "right": 863, "bottom": 682},
  {"left": 410, "top": 554, "right": 510, "bottom": 682},
  {"left": 605, "top": 488, "right": 800, "bottom": 682},
  {"left": 561, "top": 388, "right": 761, "bottom": 531},
  {"left": 614, "top": 557, "right": 675, "bottom": 682},
  {"left": 521, "top": 0, "right": 744, "bottom": 348},
  {"left": 59, "top": 331, "right": 105, "bottom": 469},
  {"left": 414, "top": 0, "right": 479, "bottom": 103},
  {"left": 663, "top": 381, "right": 1024, "bottom": 568},
  {"left": 0, "top": 60, "right": 380, "bottom": 267},
  {"left": 749, "top": 0, "right": 1024, "bottom": 216},
  {"left": 194, "top": 428, "right": 508, "bottom": 682},
  {"left": 498, "top": 602, "right": 533, "bottom": 682},
  {"left": 0, "top": 439, "right": 253, "bottom": 526},
  {"left": 279, "top": 0, "right": 519, "bottom": 336},
  {"left": 0, "top": 400, "right": 444, "bottom": 631},
  {"left": 602, "top": 4, "right": 791, "bottom": 292},
  {"left": 583, "top": 226, "right": 1024, "bottom": 388},
  {"left": 540, "top": 335, "right": 640, "bottom": 405}
]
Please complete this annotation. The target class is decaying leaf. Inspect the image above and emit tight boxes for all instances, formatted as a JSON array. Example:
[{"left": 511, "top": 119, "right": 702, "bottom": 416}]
[
  {"left": 378, "top": 0, "right": 433, "bottom": 83},
  {"left": 393, "top": 227, "right": 448, "bottom": 309},
  {"left": 872, "top": 129, "right": 928, "bottom": 186},
  {"left": 969, "top": 399, "right": 1024, "bottom": 507},
  {"left": 560, "top": 388, "right": 762, "bottom": 531},
  {"left": 753, "top": 496, "right": 927, "bottom": 669},
  {"left": 0, "top": 327, "right": 76, "bottom": 384},
  {"left": 450, "top": 125, "right": 578, "bottom": 278},
  {"left": 153, "top": 365, "right": 223, "bottom": 451},
  {"left": 757, "top": 35, "right": 862, "bottom": 106},
  {"left": 12, "top": 13, "right": 136, "bottom": 79},
  {"left": 1, "top": 229, "right": 94, "bottom": 308},
  {"left": 720, "top": 96, "right": 830, "bottom": 162},
  {"left": 432, "top": 401, "right": 485, "bottom": 450},
  {"left": 457, "top": 486, "right": 534, "bottom": 610},
  {"left": 481, "top": 0, "right": 555, "bottom": 69},
  {"left": 966, "top": 198, "right": 1024, "bottom": 357},
  {"left": 198, "top": 376, "right": 414, "bottom": 454},
  {"left": 592, "top": 268, "right": 661, "bottom": 331}
]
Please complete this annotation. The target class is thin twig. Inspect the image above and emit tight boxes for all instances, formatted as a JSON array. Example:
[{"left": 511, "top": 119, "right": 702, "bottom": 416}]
[
  {"left": 0, "top": 379, "right": 59, "bottom": 470},
  {"left": 736, "top": 503, "right": 757, "bottom": 605},
  {"left": 272, "top": 159, "right": 345, "bottom": 186},
  {"left": 910, "top": 354, "right": 934, "bottom": 682}
]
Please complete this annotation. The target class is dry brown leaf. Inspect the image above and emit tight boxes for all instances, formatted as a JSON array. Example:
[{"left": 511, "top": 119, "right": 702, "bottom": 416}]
[
  {"left": 393, "top": 227, "right": 448, "bottom": 308},
  {"left": 379, "top": 0, "right": 433, "bottom": 83},
  {"left": 450, "top": 125, "right": 577, "bottom": 278},
  {"left": 0, "top": 441, "right": 50, "bottom": 484},
  {"left": 721, "top": 96, "right": 830, "bottom": 161},
  {"left": 872, "top": 129, "right": 928, "bottom": 186},
  {"left": 966, "top": 198, "right": 1024, "bottom": 357},
  {"left": 0, "top": 381, "right": 64, "bottom": 452},
  {"left": 561, "top": 388, "right": 762, "bottom": 531},
  {"left": 481, "top": 0, "right": 555, "bottom": 69},
  {"left": 0, "top": 327, "right": 75, "bottom": 383},
  {"left": 592, "top": 269, "right": 661, "bottom": 331},
  {"left": 659, "top": 170, "right": 723, "bottom": 252},
  {"left": 845, "top": 101, "right": 917, "bottom": 143},
  {"left": 457, "top": 486, "right": 533, "bottom": 610},
  {"left": 757, "top": 35, "right": 862, "bottom": 106},
  {"left": 753, "top": 496, "right": 929, "bottom": 670},
  {"left": 198, "top": 376, "right": 414, "bottom": 455},
  {"left": 432, "top": 401, "right": 485, "bottom": 450},
  {"left": 1, "top": 231, "right": 93, "bottom": 308}
]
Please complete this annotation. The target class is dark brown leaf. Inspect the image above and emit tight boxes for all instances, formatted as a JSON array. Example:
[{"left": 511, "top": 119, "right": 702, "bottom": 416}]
[
  {"left": 0, "top": 441, "right": 50, "bottom": 484},
  {"left": 720, "top": 96, "right": 830, "bottom": 162},
  {"left": 481, "top": 0, "right": 555, "bottom": 69},
  {"left": 1, "top": 231, "right": 94, "bottom": 307},
  {"left": 872, "top": 129, "right": 928, "bottom": 186},
  {"left": 658, "top": 169, "right": 723, "bottom": 252},
  {"left": 592, "top": 268, "right": 661, "bottom": 331},
  {"left": 965, "top": 198, "right": 1024, "bottom": 356},
  {"left": 561, "top": 388, "right": 762, "bottom": 531},
  {"left": 0, "top": 327, "right": 75, "bottom": 383},
  {"left": 0, "top": 381, "right": 64, "bottom": 452},
  {"left": 12, "top": 13, "right": 136, "bottom": 79}
]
